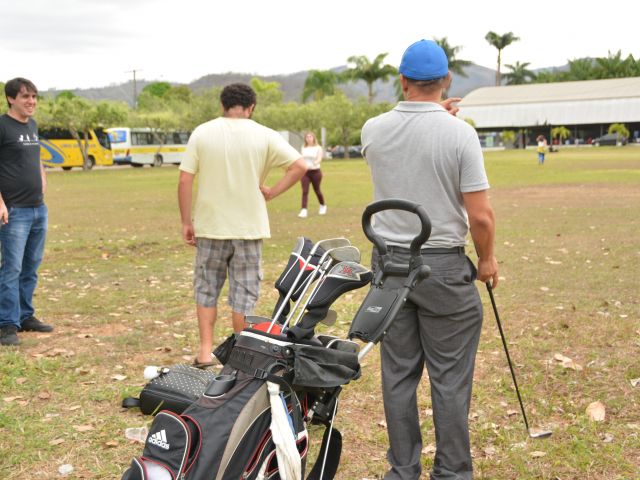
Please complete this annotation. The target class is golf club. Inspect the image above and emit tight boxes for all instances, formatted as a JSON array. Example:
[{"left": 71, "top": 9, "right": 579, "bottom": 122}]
[
  {"left": 284, "top": 246, "right": 361, "bottom": 331},
  {"left": 486, "top": 282, "right": 552, "bottom": 439},
  {"left": 268, "top": 237, "right": 351, "bottom": 332}
]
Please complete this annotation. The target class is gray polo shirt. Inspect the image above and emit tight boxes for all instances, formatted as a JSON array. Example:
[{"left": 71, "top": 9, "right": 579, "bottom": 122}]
[{"left": 361, "top": 101, "right": 489, "bottom": 248}]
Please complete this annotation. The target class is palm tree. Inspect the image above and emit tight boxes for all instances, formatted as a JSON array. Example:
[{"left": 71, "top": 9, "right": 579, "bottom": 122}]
[
  {"left": 343, "top": 53, "right": 397, "bottom": 103},
  {"left": 302, "top": 70, "right": 340, "bottom": 103},
  {"left": 503, "top": 61, "right": 536, "bottom": 85},
  {"left": 567, "top": 58, "right": 596, "bottom": 81},
  {"left": 484, "top": 31, "right": 520, "bottom": 86},
  {"left": 433, "top": 37, "right": 472, "bottom": 77},
  {"left": 551, "top": 126, "right": 571, "bottom": 147}
]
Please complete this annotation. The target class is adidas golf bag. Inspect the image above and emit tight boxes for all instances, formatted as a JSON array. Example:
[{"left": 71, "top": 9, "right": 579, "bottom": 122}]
[{"left": 121, "top": 327, "right": 361, "bottom": 480}]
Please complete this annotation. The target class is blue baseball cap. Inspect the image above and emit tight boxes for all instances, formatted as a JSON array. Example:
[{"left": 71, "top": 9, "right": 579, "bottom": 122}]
[{"left": 399, "top": 39, "right": 449, "bottom": 81}]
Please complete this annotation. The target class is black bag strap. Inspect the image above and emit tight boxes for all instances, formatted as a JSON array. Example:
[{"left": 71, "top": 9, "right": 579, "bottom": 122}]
[
  {"left": 121, "top": 396, "right": 141, "bottom": 409},
  {"left": 306, "top": 426, "right": 342, "bottom": 479}
]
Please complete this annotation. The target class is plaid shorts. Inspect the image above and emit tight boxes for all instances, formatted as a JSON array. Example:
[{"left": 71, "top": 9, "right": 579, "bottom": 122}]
[{"left": 194, "top": 238, "right": 263, "bottom": 314}]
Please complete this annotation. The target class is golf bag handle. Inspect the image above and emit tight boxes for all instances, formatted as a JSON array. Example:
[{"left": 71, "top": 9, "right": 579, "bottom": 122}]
[{"left": 362, "top": 199, "right": 432, "bottom": 276}]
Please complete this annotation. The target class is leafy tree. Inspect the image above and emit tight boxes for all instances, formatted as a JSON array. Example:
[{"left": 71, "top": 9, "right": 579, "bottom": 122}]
[
  {"left": 433, "top": 37, "right": 471, "bottom": 77},
  {"left": 41, "top": 94, "right": 122, "bottom": 169},
  {"left": 184, "top": 87, "right": 222, "bottom": 130},
  {"left": 567, "top": 58, "right": 596, "bottom": 80},
  {"left": 503, "top": 61, "right": 536, "bottom": 85},
  {"left": 608, "top": 123, "right": 630, "bottom": 141},
  {"left": 250, "top": 78, "right": 283, "bottom": 107},
  {"left": 551, "top": 126, "right": 571, "bottom": 146},
  {"left": 594, "top": 50, "right": 627, "bottom": 79},
  {"left": 343, "top": 53, "right": 397, "bottom": 103},
  {"left": 302, "top": 70, "right": 340, "bottom": 103},
  {"left": 501, "top": 130, "right": 516, "bottom": 147},
  {"left": 484, "top": 31, "right": 520, "bottom": 86},
  {"left": 47, "top": 94, "right": 96, "bottom": 169},
  {"left": 142, "top": 82, "right": 172, "bottom": 98}
]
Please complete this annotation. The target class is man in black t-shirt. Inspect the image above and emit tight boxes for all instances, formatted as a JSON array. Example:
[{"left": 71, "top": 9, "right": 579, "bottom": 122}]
[{"left": 0, "top": 78, "right": 53, "bottom": 347}]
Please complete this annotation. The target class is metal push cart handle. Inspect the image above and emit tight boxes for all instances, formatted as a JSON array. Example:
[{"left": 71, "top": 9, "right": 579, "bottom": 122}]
[{"left": 362, "top": 199, "right": 432, "bottom": 277}]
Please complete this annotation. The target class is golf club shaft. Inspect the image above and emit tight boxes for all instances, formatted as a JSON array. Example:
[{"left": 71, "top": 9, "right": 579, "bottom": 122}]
[{"left": 486, "top": 282, "right": 531, "bottom": 432}]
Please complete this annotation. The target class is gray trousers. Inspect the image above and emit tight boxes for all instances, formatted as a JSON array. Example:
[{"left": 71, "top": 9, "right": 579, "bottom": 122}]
[{"left": 374, "top": 247, "right": 483, "bottom": 480}]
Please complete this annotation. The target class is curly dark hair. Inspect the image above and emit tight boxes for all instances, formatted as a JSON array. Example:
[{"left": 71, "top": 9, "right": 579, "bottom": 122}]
[
  {"left": 220, "top": 83, "right": 257, "bottom": 111},
  {"left": 5, "top": 77, "right": 38, "bottom": 108}
]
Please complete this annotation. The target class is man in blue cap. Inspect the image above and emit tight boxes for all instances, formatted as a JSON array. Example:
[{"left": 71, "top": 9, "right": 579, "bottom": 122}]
[{"left": 361, "top": 39, "right": 498, "bottom": 479}]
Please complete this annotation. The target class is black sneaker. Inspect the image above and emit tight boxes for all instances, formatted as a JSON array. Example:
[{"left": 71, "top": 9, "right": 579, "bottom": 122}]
[
  {"left": 19, "top": 316, "right": 54, "bottom": 333},
  {"left": 0, "top": 325, "right": 19, "bottom": 346}
]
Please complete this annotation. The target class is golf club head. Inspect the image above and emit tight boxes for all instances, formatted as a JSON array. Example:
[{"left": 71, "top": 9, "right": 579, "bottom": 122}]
[
  {"left": 313, "top": 237, "right": 351, "bottom": 253},
  {"left": 528, "top": 429, "right": 553, "bottom": 439},
  {"left": 327, "top": 245, "right": 361, "bottom": 263}
]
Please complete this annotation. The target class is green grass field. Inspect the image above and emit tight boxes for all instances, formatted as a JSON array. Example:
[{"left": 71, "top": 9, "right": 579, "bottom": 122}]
[{"left": 1, "top": 146, "right": 639, "bottom": 479}]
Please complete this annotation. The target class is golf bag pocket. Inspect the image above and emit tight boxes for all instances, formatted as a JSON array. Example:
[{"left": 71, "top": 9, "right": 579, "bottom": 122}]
[
  {"left": 122, "top": 410, "right": 201, "bottom": 480},
  {"left": 135, "top": 365, "right": 216, "bottom": 415},
  {"left": 213, "top": 333, "right": 236, "bottom": 365}
]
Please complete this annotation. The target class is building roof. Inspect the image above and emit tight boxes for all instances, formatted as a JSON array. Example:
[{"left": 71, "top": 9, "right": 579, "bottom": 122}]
[{"left": 457, "top": 77, "right": 640, "bottom": 128}]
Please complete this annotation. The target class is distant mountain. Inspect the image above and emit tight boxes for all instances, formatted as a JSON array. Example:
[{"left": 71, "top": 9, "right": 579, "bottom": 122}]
[{"left": 42, "top": 63, "right": 516, "bottom": 106}]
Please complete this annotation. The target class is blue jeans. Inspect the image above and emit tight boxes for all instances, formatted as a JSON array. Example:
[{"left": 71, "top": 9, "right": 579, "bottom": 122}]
[{"left": 0, "top": 204, "right": 48, "bottom": 328}]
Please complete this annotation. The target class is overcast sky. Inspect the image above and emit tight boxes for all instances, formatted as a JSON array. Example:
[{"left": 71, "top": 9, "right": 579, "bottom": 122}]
[{"left": 1, "top": 0, "right": 638, "bottom": 91}]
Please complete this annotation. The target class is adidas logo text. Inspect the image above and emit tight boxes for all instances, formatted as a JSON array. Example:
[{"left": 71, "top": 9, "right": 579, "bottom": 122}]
[{"left": 148, "top": 429, "right": 170, "bottom": 450}]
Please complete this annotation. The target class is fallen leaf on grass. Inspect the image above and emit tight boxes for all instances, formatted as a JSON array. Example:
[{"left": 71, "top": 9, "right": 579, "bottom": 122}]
[
  {"left": 630, "top": 378, "right": 640, "bottom": 387},
  {"left": 112, "top": 374, "right": 127, "bottom": 381},
  {"left": 506, "top": 409, "right": 519, "bottom": 417},
  {"left": 73, "top": 425, "right": 95, "bottom": 432},
  {"left": 49, "top": 438, "right": 65, "bottom": 446},
  {"left": 602, "top": 433, "right": 614, "bottom": 443},
  {"left": 173, "top": 333, "right": 186, "bottom": 338},
  {"left": 483, "top": 446, "right": 497, "bottom": 456},
  {"left": 553, "top": 353, "right": 583, "bottom": 371},
  {"left": 67, "top": 405, "right": 82, "bottom": 411},
  {"left": 586, "top": 401, "right": 606, "bottom": 422},
  {"left": 37, "top": 391, "right": 51, "bottom": 400},
  {"left": 155, "top": 346, "right": 172, "bottom": 352},
  {"left": 16, "top": 377, "right": 27, "bottom": 385},
  {"left": 105, "top": 441, "right": 119, "bottom": 447},
  {"left": 3, "top": 396, "right": 24, "bottom": 403},
  {"left": 530, "top": 451, "right": 547, "bottom": 458}
]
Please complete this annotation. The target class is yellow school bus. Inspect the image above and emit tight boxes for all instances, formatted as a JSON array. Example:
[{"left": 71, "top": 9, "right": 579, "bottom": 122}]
[
  {"left": 106, "top": 127, "right": 189, "bottom": 167},
  {"left": 40, "top": 127, "right": 113, "bottom": 170}
]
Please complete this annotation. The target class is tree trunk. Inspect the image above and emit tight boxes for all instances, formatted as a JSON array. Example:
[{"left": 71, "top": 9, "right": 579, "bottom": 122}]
[
  {"left": 496, "top": 50, "right": 502, "bottom": 86},
  {"left": 70, "top": 128, "right": 90, "bottom": 170}
]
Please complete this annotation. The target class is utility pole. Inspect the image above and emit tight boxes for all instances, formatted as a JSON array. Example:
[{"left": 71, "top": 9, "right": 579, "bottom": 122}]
[{"left": 125, "top": 69, "right": 142, "bottom": 109}]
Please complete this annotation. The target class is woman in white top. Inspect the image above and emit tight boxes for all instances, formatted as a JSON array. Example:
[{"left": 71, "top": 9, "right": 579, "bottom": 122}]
[{"left": 298, "top": 131, "right": 327, "bottom": 218}]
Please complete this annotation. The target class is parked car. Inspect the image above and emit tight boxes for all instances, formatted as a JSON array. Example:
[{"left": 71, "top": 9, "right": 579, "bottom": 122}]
[
  {"left": 593, "top": 133, "right": 627, "bottom": 146},
  {"left": 329, "top": 145, "right": 363, "bottom": 158}
]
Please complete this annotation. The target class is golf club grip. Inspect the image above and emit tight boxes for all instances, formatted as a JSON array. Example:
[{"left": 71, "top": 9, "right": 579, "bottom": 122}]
[{"left": 362, "top": 199, "right": 432, "bottom": 256}]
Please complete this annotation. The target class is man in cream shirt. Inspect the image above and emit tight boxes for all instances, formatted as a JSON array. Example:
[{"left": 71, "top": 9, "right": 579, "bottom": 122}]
[{"left": 178, "top": 83, "right": 306, "bottom": 368}]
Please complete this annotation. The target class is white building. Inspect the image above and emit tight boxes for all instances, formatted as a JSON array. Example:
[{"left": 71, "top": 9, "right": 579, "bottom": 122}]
[{"left": 457, "top": 77, "right": 640, "bottom": 146}]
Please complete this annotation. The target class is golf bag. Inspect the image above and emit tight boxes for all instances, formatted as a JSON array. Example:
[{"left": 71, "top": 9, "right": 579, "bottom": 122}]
[{"left": 121, "top": 328, "right": 361, "bottom": 480}]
